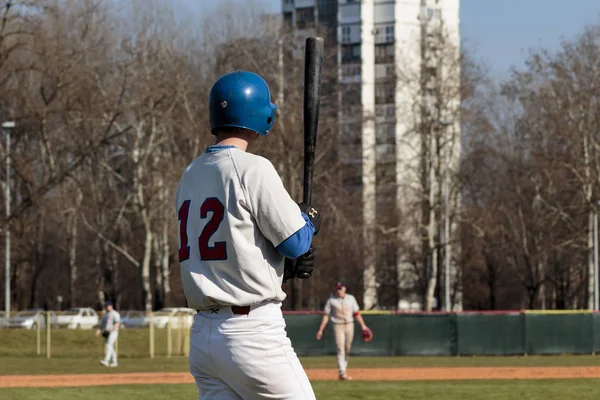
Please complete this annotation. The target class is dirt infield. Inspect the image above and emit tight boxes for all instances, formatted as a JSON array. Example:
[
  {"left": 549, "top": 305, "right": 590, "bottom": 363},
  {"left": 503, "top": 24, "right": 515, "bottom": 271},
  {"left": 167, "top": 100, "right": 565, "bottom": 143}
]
[{"left": 2, "top": 367, "right": 600, "bottom": 388}]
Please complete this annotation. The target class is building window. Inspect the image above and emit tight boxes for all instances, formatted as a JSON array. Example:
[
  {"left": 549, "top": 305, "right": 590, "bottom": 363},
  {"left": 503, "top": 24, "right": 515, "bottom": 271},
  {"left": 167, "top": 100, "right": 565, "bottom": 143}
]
[
  {"left": 342, "top": 163, "right": 362, "bottom": 187},
  {"left": 375, "top": 84, "right": 395, "bottom": 105},
  {"left": 283, "top": 12, "right": 293, "bottom": 27},
  {"left": 343, "top": 173, "right": 362, "bottom": 188},
  {"left": 341, "top": 123, "right": 362, "bottom": 145},
  {"left": 375, "top": 63, "right": 397, "bottom": 82},
  {"left": 385, "top": 25, "right": 394, "bottom": 42},
  {"left": 376, "top": 144, "right": 396, "bottom": 164},
  {"left": 346, "top": 64, "right": 361, "bottom": 76},
  {"left": 342, "top": 64, "right": 361, "bottom": 81},
  {"left": 296, "top": 7, "right": 315, "bottom": 29},
  {"left": 342, "top": 26, "right": 351, "bottom": 43},
  {"left": 342, "top": 44, "right": 361, "bottom": 63},
  {"left": 342, "top": 83, "right": 361, "bottom": 106},
  {"left": 375, "top": 105, "right": 396, "bottom": 123},
  {"left": 386, "top": 64, "right": 396, "bottom": 78},
  {"left": 318, "top": 0, "right": 338, "bottom": 28},
  {"left": 341, "top": 146, "right": 362, "bottom": 167},
  {"left": 376, "top": 123, "right": 395, "bottom": 145},
  {"left": 375, "top": 43, "right": 394, "bottom": 63},
  {"left": 425, "top": 66, "right": 437, "bottom": 79}
]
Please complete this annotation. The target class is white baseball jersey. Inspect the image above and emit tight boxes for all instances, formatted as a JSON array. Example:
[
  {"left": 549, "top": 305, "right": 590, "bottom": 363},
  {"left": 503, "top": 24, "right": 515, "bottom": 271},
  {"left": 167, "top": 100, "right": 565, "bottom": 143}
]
[
  {"left": 175, "top": 145, "right": 306, "bottom": 310},
  {"left": 100, "top": 310, "right": 120, "bottom": 332},
  {"left": 324, "top": 294, "right": 360, "bottom": 324}
]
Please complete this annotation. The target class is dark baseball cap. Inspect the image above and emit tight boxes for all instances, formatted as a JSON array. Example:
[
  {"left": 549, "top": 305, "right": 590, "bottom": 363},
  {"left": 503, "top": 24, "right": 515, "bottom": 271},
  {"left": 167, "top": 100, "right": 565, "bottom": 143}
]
[
  {"left": 335, "top": 281, "right": 345, "bottom": 289},
  {"left": 104, "top": 301, "right": 113, "bottom": 307}
]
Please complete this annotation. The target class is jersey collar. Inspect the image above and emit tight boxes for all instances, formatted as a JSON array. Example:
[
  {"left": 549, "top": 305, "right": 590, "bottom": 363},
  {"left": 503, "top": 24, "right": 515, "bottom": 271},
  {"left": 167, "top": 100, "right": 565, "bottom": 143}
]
[{"left": 206, "top": 144, "right": 237, "bottom": 153}]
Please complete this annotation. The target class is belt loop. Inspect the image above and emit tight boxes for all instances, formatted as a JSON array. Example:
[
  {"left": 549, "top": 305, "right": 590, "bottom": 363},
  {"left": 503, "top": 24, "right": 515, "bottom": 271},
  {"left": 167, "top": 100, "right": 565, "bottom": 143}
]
[{"left": 231, "top": 306, "right": 251, "bottom": 315}]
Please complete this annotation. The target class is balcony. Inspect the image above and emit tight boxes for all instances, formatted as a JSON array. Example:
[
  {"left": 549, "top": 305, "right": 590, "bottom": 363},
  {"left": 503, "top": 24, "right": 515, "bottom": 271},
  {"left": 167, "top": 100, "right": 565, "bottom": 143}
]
[
  {"left": 375, "top": 104, "right": 396, "bottom": 124},
  {"left": 375, "top": 83, "right": 395, "bottom": 105},
  {"left": 342, "top": 44, "right": 361, "bottom": 64},
  {"left": 340, "top": 144, "right": 362, "bottom": 165},
  {"left": 375, "top": 43, "right": 394, "bottom": 64},
  {"left": 376, "top": 144, "right": 396, "bottom": 164},
  {"left": 372, "top": 25, "right": 395, "bottom": 44},
  {"left": 295, "top": 0, "right": 316, "bottom": 8},
  {"left": 340, "top": 64, "right": 361, "bottom": 84},
  {"left": 376, "top": 123, "right": 395, "bottom": 144},
  {"left": 340, "top": 2, "right": 360, "bottom": 24},
  {"left": 296, "top": 6, "right": 315, "bottom": 30},
  {"left": 375, "top": 63, "right": 396, "bottom": 82},
  {"left": 376, "top": 184, "right": 396, "bottom": 207},
  {"left": 282, "top": 0, "right": 294, "bottom": 13},
  {"left": 341, "top": 106, "right": 363, "bottom": 123},
  {"left": 340, "top": 122, "right": 362, "bottom": 145}
]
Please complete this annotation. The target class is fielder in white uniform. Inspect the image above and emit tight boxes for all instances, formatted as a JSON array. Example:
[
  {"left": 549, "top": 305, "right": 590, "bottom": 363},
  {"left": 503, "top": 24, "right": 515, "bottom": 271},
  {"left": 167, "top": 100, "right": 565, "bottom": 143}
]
[
  {"left": 316, "top": 281, "right": 370, "bottom": 380},
  {"left": 175, "top": 71, "right": 321, "bottom": 400},
  {"left": 96, "top": 301, "right": 120, "bottom": 367}
]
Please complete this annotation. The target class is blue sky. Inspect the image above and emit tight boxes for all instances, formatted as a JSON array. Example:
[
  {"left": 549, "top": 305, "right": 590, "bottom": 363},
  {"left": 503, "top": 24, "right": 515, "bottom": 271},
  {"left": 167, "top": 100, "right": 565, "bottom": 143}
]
[{"left": 179, "top": 0, "right": 600, "bottom": 80}]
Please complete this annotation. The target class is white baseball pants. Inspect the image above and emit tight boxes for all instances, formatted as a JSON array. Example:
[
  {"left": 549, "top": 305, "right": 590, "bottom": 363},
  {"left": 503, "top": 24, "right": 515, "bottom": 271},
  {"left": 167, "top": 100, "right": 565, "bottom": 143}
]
[
  {"left": 333, "top": 323, "right": 354, "bottom": 375},
  {"left": 189, "top": 301, "right": 316, "bottom": 400},
  {"left": 103, "top": 331, "right": 118, "bottom": 364}
]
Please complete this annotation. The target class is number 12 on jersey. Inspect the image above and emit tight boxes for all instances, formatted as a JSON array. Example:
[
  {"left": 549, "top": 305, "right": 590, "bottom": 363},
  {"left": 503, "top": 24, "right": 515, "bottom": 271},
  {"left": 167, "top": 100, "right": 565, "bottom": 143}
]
[{"left": 178, "top": 198, "right": 227, "bottom": 261}]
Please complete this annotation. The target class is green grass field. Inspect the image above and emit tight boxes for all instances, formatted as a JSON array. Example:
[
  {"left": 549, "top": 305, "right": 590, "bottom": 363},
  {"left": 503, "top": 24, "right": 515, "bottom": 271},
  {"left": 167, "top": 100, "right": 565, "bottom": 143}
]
[
  {"left": 2, "top": 354, "right": 600, "bottom": 375},
  {"left": 0, "top": 327, "right": 179, "bottom": 358},
  {"left": 3, "top": 380, "right": 600, "bottom": 400},
  {"left": 4, "top": 328, "right": 600, "bottom": 399}
]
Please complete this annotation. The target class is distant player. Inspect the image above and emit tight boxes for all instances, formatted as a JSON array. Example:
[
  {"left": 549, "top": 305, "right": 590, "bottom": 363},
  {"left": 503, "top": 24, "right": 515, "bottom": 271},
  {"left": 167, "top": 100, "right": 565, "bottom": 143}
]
[
  {"left": 96, "top": 301, "right": 120, "bottom": 367},
  {"left": 316, "top": 281, "right": 372, "bottom": 380},
  {"left": 175, "top": 71, "right": 321, "bottom": 399}
]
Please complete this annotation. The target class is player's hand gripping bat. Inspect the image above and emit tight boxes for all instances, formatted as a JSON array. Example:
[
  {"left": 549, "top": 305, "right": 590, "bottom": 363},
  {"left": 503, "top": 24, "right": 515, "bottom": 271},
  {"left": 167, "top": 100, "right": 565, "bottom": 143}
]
[{"left": 296, "top": 37, "right": 324, "bottom": 280}]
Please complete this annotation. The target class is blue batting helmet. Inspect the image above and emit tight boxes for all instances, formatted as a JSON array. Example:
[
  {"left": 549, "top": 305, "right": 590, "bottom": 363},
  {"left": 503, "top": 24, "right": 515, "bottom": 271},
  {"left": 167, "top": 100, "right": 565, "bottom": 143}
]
[{"left": 209, "top": 71, "right": 278, "bottom": 136}]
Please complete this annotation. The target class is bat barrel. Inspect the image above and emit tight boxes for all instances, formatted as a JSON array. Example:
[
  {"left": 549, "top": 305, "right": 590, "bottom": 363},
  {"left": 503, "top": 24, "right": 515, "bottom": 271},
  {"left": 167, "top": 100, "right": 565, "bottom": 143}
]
[{"left": 303, "top": 37, "right": 324, "bottom": 206}]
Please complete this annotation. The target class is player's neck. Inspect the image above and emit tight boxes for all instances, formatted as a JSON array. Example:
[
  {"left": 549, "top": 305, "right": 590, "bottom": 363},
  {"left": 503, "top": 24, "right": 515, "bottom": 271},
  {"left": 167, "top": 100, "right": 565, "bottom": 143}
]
[{"left": 215, "top": 137, "right": 249, "bottom": 152}]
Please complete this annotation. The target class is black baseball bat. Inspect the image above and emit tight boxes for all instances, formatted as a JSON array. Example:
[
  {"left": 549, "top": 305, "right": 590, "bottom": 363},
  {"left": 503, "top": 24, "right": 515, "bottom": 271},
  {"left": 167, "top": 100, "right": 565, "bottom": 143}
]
[
  {"left": 297, "top": 37, "right": 324, "bottom": 280},
  {"left": 302, "top": 36, "right": 324, "bottom": 206}
]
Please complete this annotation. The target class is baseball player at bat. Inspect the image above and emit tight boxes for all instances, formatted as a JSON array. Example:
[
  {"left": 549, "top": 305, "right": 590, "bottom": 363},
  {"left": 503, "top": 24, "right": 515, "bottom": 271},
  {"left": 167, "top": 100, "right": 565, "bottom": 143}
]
[{"left": 175, "top": 71, "right": 320, "bottom": 399}]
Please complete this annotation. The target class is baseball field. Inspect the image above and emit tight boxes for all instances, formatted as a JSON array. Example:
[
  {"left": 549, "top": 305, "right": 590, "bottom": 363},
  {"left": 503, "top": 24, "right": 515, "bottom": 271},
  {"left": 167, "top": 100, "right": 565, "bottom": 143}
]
[
  {"left": 3, "top": 324, "right": 600, "bottom": 399},
  {"left": 2, "top": 354, "right": 600, "bottom": 399}
]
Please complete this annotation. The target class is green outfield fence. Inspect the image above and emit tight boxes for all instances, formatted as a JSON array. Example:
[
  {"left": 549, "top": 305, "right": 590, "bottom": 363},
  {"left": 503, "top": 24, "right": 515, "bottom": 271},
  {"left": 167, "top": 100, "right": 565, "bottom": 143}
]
[
  {"left": 2, "top": 310, "right": 600, "bottom": 358},
  {"left": 284, "top": 310, "right": 600, "bottom": 357}
]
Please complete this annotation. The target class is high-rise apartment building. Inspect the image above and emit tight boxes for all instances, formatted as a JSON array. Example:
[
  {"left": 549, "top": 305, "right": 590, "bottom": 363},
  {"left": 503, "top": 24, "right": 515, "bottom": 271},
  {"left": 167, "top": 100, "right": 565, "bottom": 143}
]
[{"left": 282, "top": 0, "right": 461, "bottom": 311}]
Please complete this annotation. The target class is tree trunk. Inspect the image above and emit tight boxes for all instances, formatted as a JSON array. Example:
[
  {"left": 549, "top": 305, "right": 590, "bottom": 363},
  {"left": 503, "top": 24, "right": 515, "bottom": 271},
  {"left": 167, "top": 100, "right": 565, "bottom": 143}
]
[
  {"left": 28, "top": 262, "right": 40, "bottom": 309},
  {"left": 161, "top": 226, "right": 171, "bottom": 306},
  {"left": 425, "top": 133, "right": 438, "bottom": 311},
  {"left": 110, "top": 247, "right": 119, "bottom": 307},
  {"left": 588, "top": 209, "right": 595, "bottom": 309},
  {"left": 141, "top": 230, "right": 153, "bottom": 311},
  {"left": 158, "top": 174, "right": 171, "bottom": 307},
  {"left": 95, "top": 238, "right": 105, "bottom": 308},
  {"left": 153, "top": 236, "right": 164, "bottom": 310},
  {"left": 67, "top": 188, "right": 82, "bottom": 307}
]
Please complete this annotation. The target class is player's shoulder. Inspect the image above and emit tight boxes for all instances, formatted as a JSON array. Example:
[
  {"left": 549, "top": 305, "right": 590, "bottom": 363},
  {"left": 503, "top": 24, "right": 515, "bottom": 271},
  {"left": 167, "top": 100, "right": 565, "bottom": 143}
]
[
  {"left": 233, "top": 150, "right": 273, "bottom": 168},
  {"left": 233, "top": 151, "right": 279, "bottom": 179}
]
